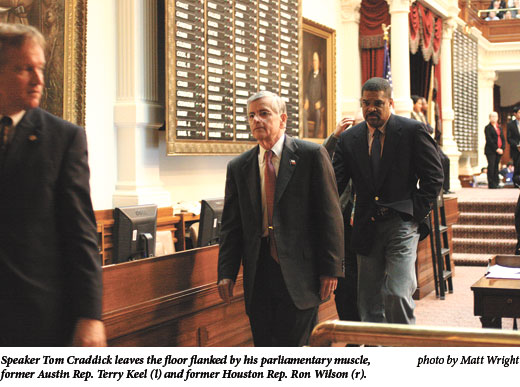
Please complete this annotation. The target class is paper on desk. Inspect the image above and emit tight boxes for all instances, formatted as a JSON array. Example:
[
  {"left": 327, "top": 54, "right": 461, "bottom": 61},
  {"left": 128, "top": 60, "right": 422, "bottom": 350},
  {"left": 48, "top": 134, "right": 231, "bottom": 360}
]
[{"left": 486, "top": 264, "right": 520, "bottom": 279}]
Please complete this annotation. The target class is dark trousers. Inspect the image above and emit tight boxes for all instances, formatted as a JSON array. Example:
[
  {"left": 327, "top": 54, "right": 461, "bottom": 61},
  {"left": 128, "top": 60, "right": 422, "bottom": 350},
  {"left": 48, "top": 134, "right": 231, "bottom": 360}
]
[
  {"left": 334, "top": 222, "right": 360, "bottom": 322},
  {"left": 248, "top": 239, "right": 317, "bottom": 347},
  {"left": 439, "top": 148, "right": 450, "bottom": 192},
  {"left": 486, "top": 152, "right": 502, "bottom": 188}
]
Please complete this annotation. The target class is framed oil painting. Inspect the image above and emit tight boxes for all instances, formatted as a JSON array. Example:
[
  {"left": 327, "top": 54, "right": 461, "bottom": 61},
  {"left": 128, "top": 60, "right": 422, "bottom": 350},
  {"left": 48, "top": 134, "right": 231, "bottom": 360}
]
[{"left": 301, "top": 18, "right": 335, "bottom": 140}]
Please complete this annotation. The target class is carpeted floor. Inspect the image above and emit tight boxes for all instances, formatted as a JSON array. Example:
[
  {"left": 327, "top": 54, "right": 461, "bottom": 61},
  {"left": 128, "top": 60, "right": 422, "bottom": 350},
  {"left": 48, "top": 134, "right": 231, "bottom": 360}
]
[
  {"left": 415, "top": 188, "right": 517, "bottom": 330},
  {"left": 415, "top": 260, "right": 515, "bottom": 330}
]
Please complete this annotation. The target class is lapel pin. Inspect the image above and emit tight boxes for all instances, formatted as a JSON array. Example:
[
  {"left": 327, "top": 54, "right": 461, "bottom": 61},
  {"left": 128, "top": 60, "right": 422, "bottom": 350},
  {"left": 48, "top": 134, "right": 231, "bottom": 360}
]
[
  {"left": 28, "top": 135, "right": 38, "bottom": 142},
  {"left": 290, "top": 159, "right": 296, "bottom": 166}
]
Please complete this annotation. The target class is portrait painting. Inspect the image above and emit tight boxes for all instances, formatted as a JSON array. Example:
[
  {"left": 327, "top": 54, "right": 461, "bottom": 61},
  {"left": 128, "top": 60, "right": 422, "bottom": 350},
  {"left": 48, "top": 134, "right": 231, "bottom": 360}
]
[
  {"left": 1, "top": 0, "right": 87, "bottom": 125},
  {"left": 301, "top": 19, "right": 335, "bottom": 140}
]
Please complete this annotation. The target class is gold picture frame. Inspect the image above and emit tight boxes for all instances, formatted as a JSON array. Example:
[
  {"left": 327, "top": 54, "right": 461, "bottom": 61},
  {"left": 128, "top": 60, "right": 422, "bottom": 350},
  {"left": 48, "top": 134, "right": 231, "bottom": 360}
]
[
  {"left": 301, "top": 18, "right": 335, "bottom": 141},
  {"left": 2, "top": 0, "right": 87, "bottom": 126}
]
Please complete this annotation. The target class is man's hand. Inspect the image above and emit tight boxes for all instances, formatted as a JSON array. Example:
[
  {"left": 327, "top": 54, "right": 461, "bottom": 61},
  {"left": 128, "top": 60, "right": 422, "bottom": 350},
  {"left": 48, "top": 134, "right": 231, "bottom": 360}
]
[
  {"left": 497, "top": 148, "right": 504, "bottom": 155},
  {"left": 319, "top": 276, "right": 338, "bottom": 300},
  {"left": 315, "top": 101, "right": 321, "bottom": 110},
  {"left": 334, "top": 116, "right": 354, "bottom": 138},
  {"left": 304, "top": 99, "right": 309, "bottom": 110},
  {"left": 72, "top": 318, "right": 106, "bottom": 347},
  {"left": 217, "top": 278, "right": 235, "bottom": 304}
]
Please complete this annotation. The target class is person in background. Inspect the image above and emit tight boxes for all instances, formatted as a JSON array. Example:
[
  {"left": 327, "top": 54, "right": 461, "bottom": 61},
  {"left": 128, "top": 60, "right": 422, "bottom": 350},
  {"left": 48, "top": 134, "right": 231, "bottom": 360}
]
[
  {"left": 333, "top": 77, "right": 443, "bottom": 325},
  {"left": 507, "top": 106, "right": 520, "bottom": 169},
  {"left": 217, "top": 91, "right": 344, "bottom": 346},
  {"left": 473, "top": 167, "right": 489, "bottom": 187},
  {"left": 410, "top": 95, "right": 452, "bottom": 195},
  {"left": 513, "top": 0, "right": 520, "bottom": 18},
  {"left": 484, "top": 111, "right": 505, "bottom": 189},
  {"left": 486, "top": 0, "right": 506, "bottom": 18},
  {"left": 0, "top": 23, "right": 105, "bottom": 346},
  {"left": 323, "top": 115, "right": 361, "bottom": 325},
  {"left": 411, "top": 95, "right": 428, "bottom": 125}
]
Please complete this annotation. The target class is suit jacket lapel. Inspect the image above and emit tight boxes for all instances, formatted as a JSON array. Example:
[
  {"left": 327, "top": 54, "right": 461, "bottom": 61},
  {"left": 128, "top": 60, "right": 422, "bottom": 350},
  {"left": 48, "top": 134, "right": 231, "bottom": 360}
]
[
  {"left": 352, "top": 123, "right": 373, "bottom": 190},
  {"left": 377, "top": 115, "right": 402, "bottom": 191},
  {"left": 241, "top": 145, "right": 262, "bottom": 229},
  {"left": 275, "top": 135, "right": 298, "bottom": 206},
  {"left": 2, "top": 109, "right": 40, "bottom": 176}
]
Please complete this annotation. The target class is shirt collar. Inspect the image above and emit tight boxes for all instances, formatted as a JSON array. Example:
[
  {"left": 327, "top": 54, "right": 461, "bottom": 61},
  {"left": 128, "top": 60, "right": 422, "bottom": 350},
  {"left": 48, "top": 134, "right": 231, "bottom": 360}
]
[
  {"left": 1, "top": 110, "right": 26, "bottom": 127},
  {"left": 258, "top": 133, "right": 285, "bottom": 161}
]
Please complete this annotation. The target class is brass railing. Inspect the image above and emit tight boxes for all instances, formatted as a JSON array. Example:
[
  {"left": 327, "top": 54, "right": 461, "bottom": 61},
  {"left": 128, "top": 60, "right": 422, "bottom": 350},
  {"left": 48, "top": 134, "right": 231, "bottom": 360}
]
[{"left": 309, "top": 320, "right": 520, "bottom": 347}]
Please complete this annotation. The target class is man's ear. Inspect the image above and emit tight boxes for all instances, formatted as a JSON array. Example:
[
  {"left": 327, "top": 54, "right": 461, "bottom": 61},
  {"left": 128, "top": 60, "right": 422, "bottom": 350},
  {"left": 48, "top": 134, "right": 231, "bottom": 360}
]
[{"left": 280, "top": 113, "right": 288, "bottom": 128}]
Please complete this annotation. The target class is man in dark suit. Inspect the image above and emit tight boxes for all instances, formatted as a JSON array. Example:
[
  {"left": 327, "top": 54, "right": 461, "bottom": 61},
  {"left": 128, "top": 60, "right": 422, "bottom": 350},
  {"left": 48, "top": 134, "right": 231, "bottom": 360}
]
[
  {"left": 0, "top": 23, "right": 105, "bottom": 346},
  {"left": 484, "top": 111, "right": 506, "bottom": 189},
  {"left": 333, "top": 77, "right": 443, "bottom": 324},
  {"left": 507, "top": 106, "right": 520, "bottom": 168},
  {"left": 217, "top": 91, "right": 344, "bottom": 346}
]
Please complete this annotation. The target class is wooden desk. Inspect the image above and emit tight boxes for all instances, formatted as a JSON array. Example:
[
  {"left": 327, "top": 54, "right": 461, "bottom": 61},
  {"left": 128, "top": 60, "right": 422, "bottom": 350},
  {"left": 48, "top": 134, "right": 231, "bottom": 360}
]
[{"left": 471, "top": 255, "right": 520, "bottom": 328}]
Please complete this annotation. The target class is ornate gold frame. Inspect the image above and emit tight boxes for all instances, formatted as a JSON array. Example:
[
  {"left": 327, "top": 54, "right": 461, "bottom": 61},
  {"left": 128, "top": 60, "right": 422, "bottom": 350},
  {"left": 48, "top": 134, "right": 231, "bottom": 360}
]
[
  {"left": 300, "top": 18, "right": 336, "bottom": 143},
  {"left": 63, "top": 0, "right": 88, "bottom": 126}
]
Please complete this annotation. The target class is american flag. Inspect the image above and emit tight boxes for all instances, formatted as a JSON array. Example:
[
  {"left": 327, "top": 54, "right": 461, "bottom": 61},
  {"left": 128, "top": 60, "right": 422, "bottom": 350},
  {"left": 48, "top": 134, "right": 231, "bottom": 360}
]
[{"left": 382, "top": 39, "right": 393, "bottom": 90}]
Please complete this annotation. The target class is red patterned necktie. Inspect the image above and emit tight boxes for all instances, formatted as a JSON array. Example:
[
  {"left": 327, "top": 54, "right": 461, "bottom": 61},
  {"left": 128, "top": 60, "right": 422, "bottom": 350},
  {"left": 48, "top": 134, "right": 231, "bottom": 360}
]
[{"left": 264, "top": 150, "right": 279, "bottom": 263}]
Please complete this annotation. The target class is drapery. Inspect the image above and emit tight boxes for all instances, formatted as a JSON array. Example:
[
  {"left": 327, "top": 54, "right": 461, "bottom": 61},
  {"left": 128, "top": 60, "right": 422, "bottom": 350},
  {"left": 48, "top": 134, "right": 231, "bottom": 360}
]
[
  {"left": 409, "top": 2, "right": 444, "bottom": 137},
  {"left": 409, "top": 2, "right": 442, "bottom": 64},
  {"left": 359, "top": 0, "right": 390, "bottom": 84}
]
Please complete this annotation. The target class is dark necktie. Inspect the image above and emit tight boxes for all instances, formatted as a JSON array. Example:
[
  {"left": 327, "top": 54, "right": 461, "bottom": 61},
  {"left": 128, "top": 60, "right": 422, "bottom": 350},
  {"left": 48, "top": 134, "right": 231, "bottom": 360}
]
[
  {"left": 0, "top": 116, "right": 12, "bottom": 150},
  {"left": 0, "top": 116, "right": 13, "bottom": 165},
  {"left": 264, "top": 150, "right": 279, "bottom": 263},
  {"left": 370, "top": 129, "right": 382, "bottom": 179}
]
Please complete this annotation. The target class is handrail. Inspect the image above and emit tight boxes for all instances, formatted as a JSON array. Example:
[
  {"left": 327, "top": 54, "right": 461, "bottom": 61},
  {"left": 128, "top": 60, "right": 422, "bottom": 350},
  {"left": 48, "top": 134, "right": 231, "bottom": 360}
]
[
  {"left": 309, "top": 320, "right": 520, "bottom": 347},
  {"left": 477, "top": 7, "right": 519, "bottom": 15}
]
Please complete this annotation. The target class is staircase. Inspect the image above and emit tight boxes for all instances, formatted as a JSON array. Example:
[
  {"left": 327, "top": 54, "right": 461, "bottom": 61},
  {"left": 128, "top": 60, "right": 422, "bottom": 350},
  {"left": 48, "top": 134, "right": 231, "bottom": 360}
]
[{"left": 453, "top": 200, "right": 517, "bottom": 266}]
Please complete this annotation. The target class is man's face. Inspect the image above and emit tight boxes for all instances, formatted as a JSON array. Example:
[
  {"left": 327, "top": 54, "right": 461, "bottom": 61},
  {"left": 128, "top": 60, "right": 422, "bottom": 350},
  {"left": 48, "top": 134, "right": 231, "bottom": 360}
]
[
  {"left": 312, "top": 52, "right": 319, "bottom": 72},
  {"left": 489, "top": 112, "right": 498, "bottom": 124},
  {"left": 361, "top": 90, "right": 393, "bottom": 129},
  {"left": 514, "top": 110, "right": 520, "bottom": 121},
  {"left": 248, "top": 97, "right": 286, "bottom": 145},
  {"left": 0, "top": 39, "right": 45, "bottom": 116}
]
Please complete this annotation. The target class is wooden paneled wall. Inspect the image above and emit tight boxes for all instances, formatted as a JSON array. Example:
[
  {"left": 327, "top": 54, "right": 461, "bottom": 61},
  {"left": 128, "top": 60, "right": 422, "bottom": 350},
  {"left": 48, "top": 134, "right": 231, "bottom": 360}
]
[{"left": 102, "top": 245, "right": 337, "bottom": 346}]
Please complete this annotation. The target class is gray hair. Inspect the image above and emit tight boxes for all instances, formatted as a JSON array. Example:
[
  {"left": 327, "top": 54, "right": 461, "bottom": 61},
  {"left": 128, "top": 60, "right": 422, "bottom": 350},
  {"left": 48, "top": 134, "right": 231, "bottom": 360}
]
[
  {"left": 247, "top": 90, "right": 287, "bottom": 115},
  {"left": 0, "top": 23, "right": 45, "bottom": 59},
  {"left": 362, "top": 77, "right": 392, "bottom": 99}
]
